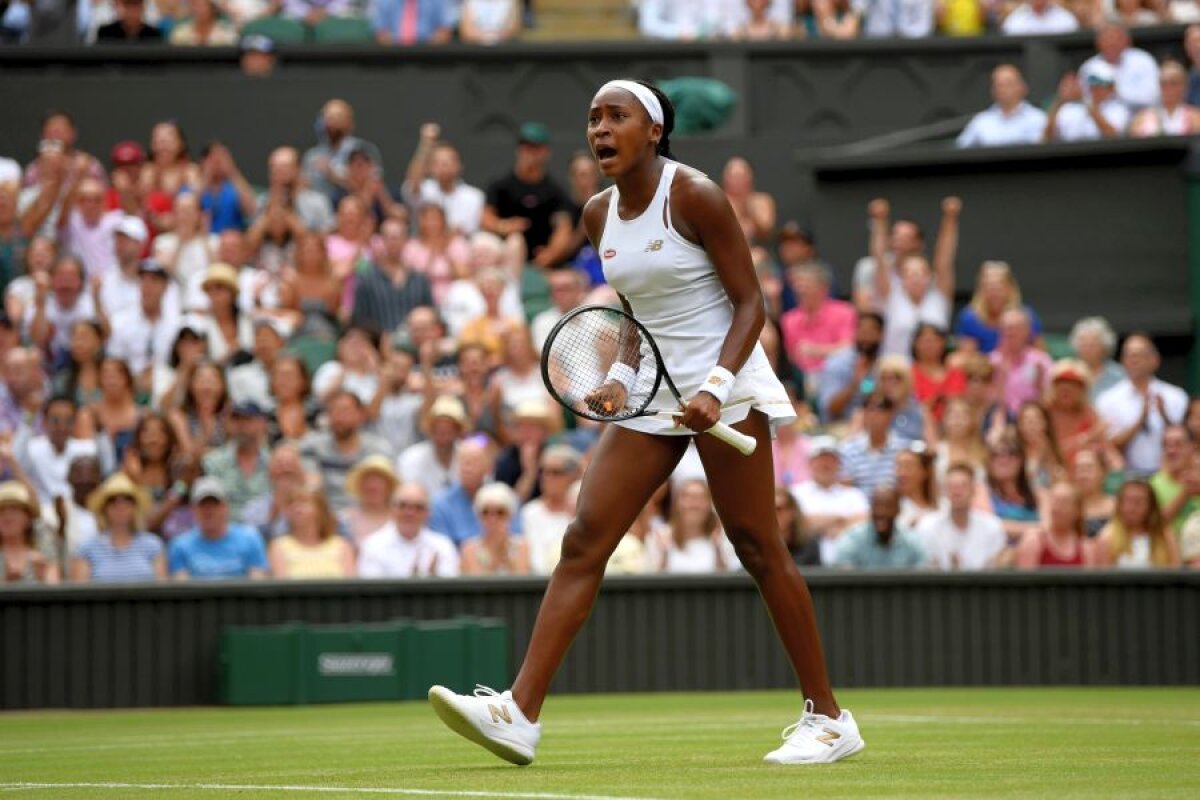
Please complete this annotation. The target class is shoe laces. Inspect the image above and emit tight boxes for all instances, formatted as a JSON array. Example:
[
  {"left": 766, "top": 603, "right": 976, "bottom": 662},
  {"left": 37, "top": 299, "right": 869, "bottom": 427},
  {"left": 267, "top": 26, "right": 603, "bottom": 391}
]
[
  {"left": 471, "top": 684, "right": 504, "bottom": 699},
  {"left": 780, "top": 699, "right": 830, "bottom": 741}
]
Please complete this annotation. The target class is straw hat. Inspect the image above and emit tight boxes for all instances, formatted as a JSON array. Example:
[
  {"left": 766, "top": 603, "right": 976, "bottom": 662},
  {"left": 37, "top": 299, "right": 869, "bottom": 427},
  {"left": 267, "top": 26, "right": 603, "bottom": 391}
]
[
  {"left": 201, "top": 262, "right": 240, "bottom": 294},
  {"left": 86, "top": 472, "right": 150, "bottom": 524},
  {"left": 346, "top": 454, "right": 400, "bottom": 500},
  {"left": 0, "top": 481, "right": 39, "bottom": 516},
  {"left": 421, "top": 395, "right": 468, "bottom": 435},
  {"left": 1050, "top": 358, "right": 1092, "bottom": 387}
]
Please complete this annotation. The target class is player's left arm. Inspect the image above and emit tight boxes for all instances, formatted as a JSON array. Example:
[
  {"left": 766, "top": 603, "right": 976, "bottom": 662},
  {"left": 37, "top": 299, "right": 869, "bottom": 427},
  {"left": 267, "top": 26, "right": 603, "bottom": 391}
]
[{"left": 672, "top": 171, "right": 765, "bottom": 433}]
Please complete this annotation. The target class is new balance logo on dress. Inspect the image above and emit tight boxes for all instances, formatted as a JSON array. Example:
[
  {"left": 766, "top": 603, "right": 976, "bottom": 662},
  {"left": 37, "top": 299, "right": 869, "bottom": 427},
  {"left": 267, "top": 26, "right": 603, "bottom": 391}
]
[{"left": 644, "top": 240, "right": 663, "bottom": 252}]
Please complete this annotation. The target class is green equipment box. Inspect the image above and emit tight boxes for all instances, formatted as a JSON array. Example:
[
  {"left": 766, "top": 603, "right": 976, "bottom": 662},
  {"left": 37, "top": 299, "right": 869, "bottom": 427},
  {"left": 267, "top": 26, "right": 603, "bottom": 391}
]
[{"left": 219, "top": 617, "right": 509, "bottom": 705}]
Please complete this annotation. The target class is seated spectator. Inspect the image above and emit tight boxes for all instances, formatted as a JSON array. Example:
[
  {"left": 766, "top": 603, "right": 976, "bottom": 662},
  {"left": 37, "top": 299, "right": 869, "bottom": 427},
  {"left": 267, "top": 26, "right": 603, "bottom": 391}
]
[
  {"left": 531, "top": 267, "right": 588, "bottom": 353},
  {"left": 196, "top": 265, "right": 252, "bottom": 366},
  {"left": 780, "top": 263, "right": 855, "bottom": 385},
  {"left": 1079, "top": 23, "right": 1160, "bottom": 112},
  {"left": 1002, "top": 0, "right": 1080, "bottom": 35},
  {"left": 398, "top": 394, "right": 465, "bottom": 498},
  {"left": 153, "top": 194, "right": 215, "bottom": 301},
  {"left": 933, "top": 397, "right": 988, "bottom": 491},
  {"left": 1095, "top": 479, "right": 1180, "bottom": 567},
  {"left": 1188, "top": 24, "right": 1200, "bottom": 106},
  {"left": 722, "top": 157, "right": 775, "bottom": 244},
  {"left": 638, "top": 0, "right": 700, "bottom": 39},
  {"left": 0, "top": 183, "right": 24, "bottom": 291},
  {"left": 801, "top": 0, "right": 860, "bottom": 39},
  {"left": 324, "top": 197, "right": 376, "bottom": 308},
  {"left": 857, "top": 0, "right": 933, "bottom": 37},
  {"left": 89, "top": 357, "right": 142, "bottom": 467},
  {"left": 818, "top": 311, "right": 883, "bottom": 425},
  {"left": 833, "top": 486, "right": 925, "bottom": 568},
  {"left": 45, "top": 455, "right": 102, "bottom": 556},
  {"left": 955, "top": 261, "right": 1040, "bottom": 356},
  {"left": 428, "top": 437, "right": 496, "bottom": 547},
  {"left": 229, "top": 318, "right": 290, "bottom": 411},
  {"left": 268, "top": 488, "right": 355, "bottom": 579},
  {"left": 868, "top": 197, "right": 958, "bottom": 358},
  {"left": 493, "top": 326, "right": 550, "bottom": 416},
  {"left": 201, "top": 402, "right": 270, "bottom": 520},
  {"left": 0, "top": 481, "right": 59, "bottom": 584},
  {"left": 257, "top": 146, "right": 335, "bottom": 235},
  {"left": 405, "top": 203, "right": 470, "bottom": 307},
  {"left": 911, "top": 323, "right": 964, "bottom": 422},
  {"left": 1072, "top": 447, "right": 1116, "bottom": 537},
  {"left": 1186, "top": 396, "right": 1200, "bottom": 442},
  {"left": 1110, "top": 0, "right": 1164, "bottom": 27},
  {"left": 123, "top": 412, "right": 195, "bottom": 539},
  {"left": 776, "top": 486, "right": 819, "bottom": 566},
  {"left": 772, "top": 418, "right": 812, "bottom": 490},
  {"left": 403, "top": 124, "right": 486, "bottom": 236},
  {"left": 153, "top": 323, "right": 208, "bottom": 410},
  {"left": 96, "top": 0, "right": 164, "bottom": 42},
  {"left": 1130, "top": 61, "right": 1200, "bottom": 137},
  {"left": 0, "top": 346, "right": 44, "bottom": 438},
  {"left": 105, "top": 141, "right": 147, "bottom": 218},
  {"left": 350, "top": 218, "right": 434, "bottom": 333},
  {"left": 141, "top": 121, "right": 203, "bottom": 220},
  {"left": 647, "top": 479, "right": 736, "bottom": 574},
  {"left": 371, "top": 0, "right": 454, "bottom": 45},
  {"left": 358, "top": 481, "right": 460, "bottom": 578},
  {"left": 169, "top": 0, "right": 238, "bottom": 45},
  {"left": 960, "top": 355, "right": 1008, "bottom": 441},
  {"left": 73, "top": 473, "right": 164, "bottom": 582},
  {"left": 241, "top": 443, "right": 309, "bottom": 540},
  {"left": 167, "top": 477, "right": 268, "bottom": 579},
  {"left": 197, "top": 143, "right": 256, "bottom": 235},
  {"left": 983, "top": 430, "right": 1042, "bottom": 547},
  {"left": 564, "top": 151, "right": 602, "bottom": 281},
  {"left": 1016, "top": 401, "right": 1064, "bottom": 490},
  {"left": 521, "top": 444, "right": 581, "bottom": 575},
  {"left": 460, "top": 0, "right": 522, "bottom": 44},
  {"left": 5, "top": 239, "right": 57, "bottom": 327},
  {"left": 17, "top": 395, "right": 96, "bottom": 507},
  {"left": 1150, "top": 425, "right": 1198, "bottom": 531},
  {"left": 957, "top": 65, "right": 1047, "bottom": 148},
  {"left": 874, "top": 355, "right": 926, "bottom": 443},
  {"left": 279, "top": 233, "right": 343, "bottom": 337},
  {"left": 1046, "top": 359, "right": 1116, "bottom": 469},
  {"left": 1097, "top": 333, "right": 1187, "bottom": 477},
  {"left": 167, "top": 361, "right": 229, "bottom": 460},
  {"left": 917, "top": 463, "right": 1005, "bottom": 570},
  {"left": 342, "top": 454, "right": 400, "bottom": 545},
  {"left": 303, "top": 97, "right": 386, "bottom": 200},
  {"left": 107, "top": 260, "right": 181, "bottom": 396},
  {"left": 299, "top": 389, "right": 392, "bottom": 513},
  {"left": 1045, "top": 66, "right": 1131, "bottom": 143},
  {"left": 239, "top": 33, "right": 278, "bottom": 78},
  {"left": 332, "top": 146, "right": 403, "bottom": 228},
  {"left": 458, "top": 269, "right": 522, "bottom": 364},
  {"left": 732, "top": 0, "right": 792, "bottom": 39},
  {"left": 440, "top": 233, "right": 524, "bottom": 337},
  {"left": 840, "top": 393, "right": 905, "bottom": 494},
  {"left": 495, "top": 398, "right": 556, "bottom": 503},
  {"left": 990, "top": 309, "right": 1052, "bottom": 418},
  {"left": 461, "top": 482, "right": 529, "bottom": 575},
  {"left": 372, "top": 346, "right": 424, "bottom": 455},
  {"left": 26, "top": 256, "right": 97, "bottom": 365},
  {"left": 97, "top": 217, "right": 151, "bottom": 320},
  {"left": 1016, "top": 481, "right": 1096, "bottom": 568},
  {"left": 313, "top": 326, "right": 381, "bottom": 407},
  {"left": 1070, "top": 316, "right": 1123, "bottom": 402},
  {"left": 791, "top": 436, "right": 869, "bottom": 563},
  {"left": 896, "top": 444, "right": 939, "bottom": 530}
]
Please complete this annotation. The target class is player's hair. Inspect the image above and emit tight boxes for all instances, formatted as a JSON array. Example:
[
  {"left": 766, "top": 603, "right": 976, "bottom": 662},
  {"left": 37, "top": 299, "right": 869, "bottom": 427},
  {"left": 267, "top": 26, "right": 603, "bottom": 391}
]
[{"left": 634, "top": 80, "right": 675, "bottom": 159}]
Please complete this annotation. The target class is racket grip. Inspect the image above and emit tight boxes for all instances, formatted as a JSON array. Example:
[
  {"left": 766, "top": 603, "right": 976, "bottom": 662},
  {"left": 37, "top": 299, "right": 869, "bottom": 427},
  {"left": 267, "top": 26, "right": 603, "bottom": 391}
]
[{"left": 707, "top": 422, "right": 757, "bottom": 456}]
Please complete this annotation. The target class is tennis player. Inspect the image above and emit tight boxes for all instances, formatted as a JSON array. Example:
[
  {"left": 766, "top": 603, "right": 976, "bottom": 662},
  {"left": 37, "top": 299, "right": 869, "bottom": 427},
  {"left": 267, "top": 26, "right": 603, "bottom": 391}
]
[{"left": 429, "top": 79, "right": 864, "bottom": 766}]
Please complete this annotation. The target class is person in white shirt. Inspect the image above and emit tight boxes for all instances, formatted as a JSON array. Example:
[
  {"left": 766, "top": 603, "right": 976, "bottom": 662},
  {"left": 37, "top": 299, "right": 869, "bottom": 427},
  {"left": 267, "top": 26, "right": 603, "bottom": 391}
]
[
  {"left": 531, "top": 267, "right": 588, "bottom": 353},
  {"left": 1045, "top": 64, "right": 1132, "bottom": 142},
  {"left": 106, "top": 260, "right": 181, "bottom": 394},
  {"left": 958, "top": 65, "right": 1049, "bottom": 149},
  {"left": 1002, "top": 0, "right": 1080, "bottom": 35},
  {"left": 403, "top": 124, "right": 486, "bottom": 236},
  {"left": 358, "top": 482, "right": 460, "bottom": 578},
  {"left": 917, "top": 464, "right": 1007, "bottom": 570},
  {"left": 1079, "top": 23, "right": 1161, "bottom": 111},
  {"left": 17, "top": 396, "right": 98, "bottom": 506},
  {"left": 520, "top": 444, "right": 581, "bottom": 575},
  {"left": 311, "top": 326, "right": 380, "bottom": 407},
  {"left": 25, "top": 255, "right": 96, "bottom": 361},
  {"left": 790, "top": 436, "right": 870, "bottom": 565},
  {"left": 397, "top": 395, "right": 465, "bottom": 498},
  {"left": 100, "top": 216, "right": 182, "bottom": 320},
  {"left": 856, "top": 0, "right": 934, "bottom": 38},
  {"left": 60, "top": 178, "right": 123, "bottom": 280},
  {"left": 1097, "top": 334, "right": 1189, "bottom": 476}
]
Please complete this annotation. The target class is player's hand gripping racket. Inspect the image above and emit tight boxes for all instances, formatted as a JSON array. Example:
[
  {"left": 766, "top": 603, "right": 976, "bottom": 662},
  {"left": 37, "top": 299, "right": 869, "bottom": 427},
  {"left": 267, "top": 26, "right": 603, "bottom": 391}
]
[{"left": 540, "top": 305, "right": 757, "bottom": 456}]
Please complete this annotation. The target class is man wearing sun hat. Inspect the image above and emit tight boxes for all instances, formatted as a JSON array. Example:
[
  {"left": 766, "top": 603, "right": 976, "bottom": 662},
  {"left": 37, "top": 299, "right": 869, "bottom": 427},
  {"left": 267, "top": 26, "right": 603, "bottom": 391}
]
[{"left": 397, "top": 395, "right": 466, "bottom": 498}]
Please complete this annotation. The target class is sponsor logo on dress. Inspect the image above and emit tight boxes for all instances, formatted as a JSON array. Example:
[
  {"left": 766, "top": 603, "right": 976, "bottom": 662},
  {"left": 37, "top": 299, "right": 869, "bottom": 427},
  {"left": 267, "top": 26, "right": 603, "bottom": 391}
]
[
  {"left": 488, "top": 704, "right": 513, "bottom": 724},
  {"left": 603, "top": 249, "right": 617, "bottom": 259},
  {"left": 644, "top": 240, "right": 664, "bottom": 253},
  {"left": 317, "top": 653, "right": 395, "bottom": 676}
]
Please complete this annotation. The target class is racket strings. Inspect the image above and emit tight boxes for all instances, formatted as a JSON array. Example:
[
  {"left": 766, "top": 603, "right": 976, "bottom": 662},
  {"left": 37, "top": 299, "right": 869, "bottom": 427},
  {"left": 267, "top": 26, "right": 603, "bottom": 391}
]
[{"left": 543, "top": 308, "right": 660, "bottom": 421}]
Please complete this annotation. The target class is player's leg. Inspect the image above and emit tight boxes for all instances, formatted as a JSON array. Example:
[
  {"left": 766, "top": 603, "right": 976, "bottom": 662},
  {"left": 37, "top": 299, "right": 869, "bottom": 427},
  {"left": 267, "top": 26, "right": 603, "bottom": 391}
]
[{"left": 696, "top": 410, "right": 864, "bottom": 764}]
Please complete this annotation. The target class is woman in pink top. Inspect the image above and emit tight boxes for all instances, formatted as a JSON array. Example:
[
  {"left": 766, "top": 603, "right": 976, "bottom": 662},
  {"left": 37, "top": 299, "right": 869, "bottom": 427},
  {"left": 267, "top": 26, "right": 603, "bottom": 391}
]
[
  {"left": 779, "top": 262, "right": 855, "bottom": 377},
  {"left": 402, "top": 203, "right": 470, "bottom": 305},
  {"left": 989, "top": 308, "right": 1052, "bottom": 418},
  {"left": 326, "top": 195, "right": 377, "bottom": 312}
]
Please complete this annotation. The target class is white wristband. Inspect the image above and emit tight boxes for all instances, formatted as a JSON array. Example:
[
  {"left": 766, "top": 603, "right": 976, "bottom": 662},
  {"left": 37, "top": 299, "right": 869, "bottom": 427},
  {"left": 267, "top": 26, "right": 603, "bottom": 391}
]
[
  {"left": 605, "top": 362, "right": 638, "bottom": 393},
  {"left": 701, "top": 365, "right": 736, "bottom": 406}
]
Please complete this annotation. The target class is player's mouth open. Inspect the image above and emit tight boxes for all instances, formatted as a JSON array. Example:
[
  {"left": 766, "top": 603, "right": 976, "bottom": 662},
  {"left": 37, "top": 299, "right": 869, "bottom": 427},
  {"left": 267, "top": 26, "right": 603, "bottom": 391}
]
[{"left": 595, "top": 146, "right": 618, "bottom": 162}]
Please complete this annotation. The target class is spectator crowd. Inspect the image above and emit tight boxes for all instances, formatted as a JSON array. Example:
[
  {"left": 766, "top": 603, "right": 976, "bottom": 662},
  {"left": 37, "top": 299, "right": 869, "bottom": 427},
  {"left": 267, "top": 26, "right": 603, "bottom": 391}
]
[{"left": 1, "top": 46, "right": 1198, "bottom": 586}]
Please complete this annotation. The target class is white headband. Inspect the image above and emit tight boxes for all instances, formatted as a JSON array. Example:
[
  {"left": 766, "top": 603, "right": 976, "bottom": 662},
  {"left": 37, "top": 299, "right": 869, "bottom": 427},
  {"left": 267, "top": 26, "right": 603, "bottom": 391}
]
[{"left": 598, "top": 80, "right": 664, "bottom": 127}]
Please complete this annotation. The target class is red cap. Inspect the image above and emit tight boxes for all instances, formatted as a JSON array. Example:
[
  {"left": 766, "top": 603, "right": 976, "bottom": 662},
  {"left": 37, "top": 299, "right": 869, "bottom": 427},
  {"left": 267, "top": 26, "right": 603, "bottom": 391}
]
[{"left": 111, "top": 141, "right": 146, "bottom": 167}]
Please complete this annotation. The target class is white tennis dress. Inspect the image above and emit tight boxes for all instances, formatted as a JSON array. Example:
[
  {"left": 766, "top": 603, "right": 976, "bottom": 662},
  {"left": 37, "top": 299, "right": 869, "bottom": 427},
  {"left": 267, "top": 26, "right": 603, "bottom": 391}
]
[{"left": 599, "top": 161, "right": 794, "bottom": 438}]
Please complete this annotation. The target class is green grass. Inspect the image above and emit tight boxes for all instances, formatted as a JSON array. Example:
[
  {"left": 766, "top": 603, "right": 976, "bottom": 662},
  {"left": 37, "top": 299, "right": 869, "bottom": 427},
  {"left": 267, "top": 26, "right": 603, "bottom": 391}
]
[{"left": 1, "top": 688, "right": 1198, "bottom": 799}]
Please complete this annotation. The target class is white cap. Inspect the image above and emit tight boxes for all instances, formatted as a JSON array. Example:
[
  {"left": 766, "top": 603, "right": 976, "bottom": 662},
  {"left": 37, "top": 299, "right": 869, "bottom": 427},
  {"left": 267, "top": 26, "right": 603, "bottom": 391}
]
[
  {"left": 116, "top": 215, "right": 149, "bottom": 244},
  {"left": 1087, "top": 61, "right": 1117, "bottom": 86}
]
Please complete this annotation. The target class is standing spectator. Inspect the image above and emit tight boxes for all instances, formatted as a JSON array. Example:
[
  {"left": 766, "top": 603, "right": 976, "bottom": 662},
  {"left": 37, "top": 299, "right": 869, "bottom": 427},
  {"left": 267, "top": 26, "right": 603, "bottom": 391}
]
[
  {"left": 1111, "top": 0, "right": 1164, "bottom": 28},
  {"left": 458, "top": 269, "right": 522, "bottom": 363},
  {"left": 341, "top": 454, "right": 400, "bottom": 545},
  {"left": 197, "top": 142, "right": 257, "bottom": 234},
  {"left": 268, "top": 488, "right": 356, "bottom": 579},
  {"left": 779, "top": 263, "right": 855, "bottom": 386},
  {"left": 895, "top": 444, "right": 939, "bottom": 531},
  {"left": 1079, "top": 23, "right": 1160, "bottom": 112},
  {"left": 107, "top": 259, "right": 180, "bottom": 394},
  {"left": 840, "top": 393, "right": 905, "bottom": 494},
  {"left": 1130, "top": 61, "right": 1200, "bottom": 137},
  {"left": 564, "top": 151, "right": 602, "bottom": 282},
  {"left": 833, "top": 486, "right": 925, "bottom": 569},
  {"left": 60, "top": 178, "right": 123, "bottom": 280},
  {"left": 492, "top": 327, "right": 550, "bottom": 416},
  {"left": 302, "top": 100, "right": 384, "bottom": 200},
  {"left": 1097, "top": 334, "right": 1187, "bottom": 476},
  {"left": 300, "top": 389, "right": 392, "bottom": 513},
  {"left": 874, "top": 355, "right": 926, "bottom": 444},
  {"left": 990, "top": 308, "right": 1052, "bottom": 418},
  {"left": 1045, "top": 66, "right": 1131, "bottom": 143},
  {"left": 0, "top": 481, "right": 59, "bottom": 584},
  {"left": 721, "top": 157, "right": 776, "bottom": 244},
  {"left": 17, "top": 395, "right": 97, "bottom": 506},
  {"left": 955, "top": 261, "right": 1040, "bottom": 356},
  {"left": 868, "top": 196, "right": 959, "bottom": 358},
  {"left": 818, "top": 311, "right": 883, "bottom": 424},
  {"left": 358, "top": 481, "right": 460, "bottom": 578},
  {"left": 96, "top": 0, "right": 163, "bottom": 41},
  {"left": 983, "top": 431, "right": 1042, "bottom": 547},
  {"left": 200, "top": 402, "right": 270, "bottom": 520},
  {"left": 957, "top": 65, "right": 1048, "bottom": 148},
  {"left": 1073, "top": 447, "right": 1116, "bottom": 537},
  {"left": 1002, "top": 0, "right": 1079, "bottom": 35},
  {"left": 152, "top": 320, "right": 207, "bottom": 410},
  {"left": 351, "top": 217, "right": 434, "bottom": 332},
  {"left": 1094, "top": 480, "right": 1180, "bottom": 567},
  {"left": 531, "top": 267, "right": 587, "bottom": 353},
  {"left": 852, "top": 208, "right": 926, "bottom": 314},
  {"left": 520, "top": 444, "right": 580, "bottom": 575},
  {"left": 6, "top": 239, "right": 58, "bottom": 327},
  {"left": 1016, "top": 481, "right": 1096, "bottom": 568},
  {"left": 440, "top": 342, "right": 500, "bottom": 437},
  {"left": 648, "top": 479, "right": 735, "bottom": 574},
  {"left": 461, "top": 482, "right": 530, "bottom": 575},
  {"left": 312, "top": 326, "right": 379, "bottom": 409},
  {"left": 257, "top": 147, "right": 335, "bottom": 234},
  {"left": 1069, "top": 316, "right": 1125, "bottom": 401},
  {"left": 403, "top": 124, "right": 486, "bottom": 236},
  {"left": 27, "top": 256, "right": 97, "bottom": 365},
  {"left": 324, "top": 195, "right": 376, "bottom": 292},
  {"left": 1150, "top": 425, "right": 1198, "bottom": 531},
  {"left": 167, "top": 476, "right": 268, "bottom": 579},
  {"left": 371, "top": 0, "right": 454, "bottom": 45},
  {"left": 776, "top": 486, "right": 819, "bottom": 566},
  {"left": 73, "top": 473, "right": 164, "bottom": 583},
  {"left": 911, "top": 323, "right": 965, "bottom": 422},
  {"left": 918, "top": 464, "right": 1006, "bottom": 570},
  {"left": 170, "top": 0, "right": 239, "bottom": 45},
  {"left": 857, "top": 0, "right": 934, "bottom": 38},
  {"left": 482, "top": 122, "right": 574, "bottom": 269},
  {"left": 428, "top": 438, "right": 495, "bottom": 547}
]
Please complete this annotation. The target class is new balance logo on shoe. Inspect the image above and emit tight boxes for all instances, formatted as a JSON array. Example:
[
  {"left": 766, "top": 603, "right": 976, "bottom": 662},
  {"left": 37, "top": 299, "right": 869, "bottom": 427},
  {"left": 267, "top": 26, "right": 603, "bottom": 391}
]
[
  {"left": 488, "top": 704, "right": 513, "bottom": 724},
  {"left": 816, "top": 728, "right": 841, "bottom": 747}
]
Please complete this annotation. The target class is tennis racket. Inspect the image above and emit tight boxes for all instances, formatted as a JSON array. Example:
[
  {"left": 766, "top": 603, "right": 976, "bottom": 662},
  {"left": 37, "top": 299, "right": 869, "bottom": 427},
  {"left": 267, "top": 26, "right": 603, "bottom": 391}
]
[{"left": 540, "top": 304, "right": 757, "bottom": 456}]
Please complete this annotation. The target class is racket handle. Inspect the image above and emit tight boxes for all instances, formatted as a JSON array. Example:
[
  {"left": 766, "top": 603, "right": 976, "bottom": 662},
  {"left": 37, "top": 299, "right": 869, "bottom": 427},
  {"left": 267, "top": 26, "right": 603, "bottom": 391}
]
[{"left": 706, "top": 422, "right": 757, "bottom": 456}]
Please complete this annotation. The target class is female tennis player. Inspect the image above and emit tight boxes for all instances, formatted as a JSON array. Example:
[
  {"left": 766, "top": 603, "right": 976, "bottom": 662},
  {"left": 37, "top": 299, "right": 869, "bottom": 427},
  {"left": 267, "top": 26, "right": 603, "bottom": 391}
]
[{"left": 429, "top": 79, "right": 864, "bottom": 766}]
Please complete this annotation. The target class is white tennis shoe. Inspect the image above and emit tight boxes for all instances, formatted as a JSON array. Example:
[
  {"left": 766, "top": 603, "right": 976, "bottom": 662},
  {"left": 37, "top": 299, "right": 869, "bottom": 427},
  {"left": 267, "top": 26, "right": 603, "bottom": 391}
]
[
  {"left": 763, "top": 699, "right": 865, "bottom": 765},
  {"left": 428, "top": 684, "right": 542, "bottom": 766}
]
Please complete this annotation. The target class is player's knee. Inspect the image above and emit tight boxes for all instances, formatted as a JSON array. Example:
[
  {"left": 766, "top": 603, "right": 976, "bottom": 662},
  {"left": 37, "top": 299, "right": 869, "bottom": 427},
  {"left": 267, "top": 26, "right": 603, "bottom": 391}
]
[
  {"left": 558, "top": 519, "right": 609, "bottom": 572},
  {"left": 726, "top": 527, "right": 773, "bottom": 577}
]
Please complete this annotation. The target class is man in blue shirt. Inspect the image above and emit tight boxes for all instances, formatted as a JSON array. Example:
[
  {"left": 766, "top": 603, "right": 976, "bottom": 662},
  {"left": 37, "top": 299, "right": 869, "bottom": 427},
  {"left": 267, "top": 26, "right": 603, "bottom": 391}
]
[
  {"left": 834, "top": 486, "right": 925, "bottom": 569},
  {"left": 198, "top": 142, "right": 257, "bottom": 234},
  {"left": 429, "top": 438, "right": 519, "bottom": 546},
  {"left": 168, "top": 477, "right": 268, "bottom": 580}
]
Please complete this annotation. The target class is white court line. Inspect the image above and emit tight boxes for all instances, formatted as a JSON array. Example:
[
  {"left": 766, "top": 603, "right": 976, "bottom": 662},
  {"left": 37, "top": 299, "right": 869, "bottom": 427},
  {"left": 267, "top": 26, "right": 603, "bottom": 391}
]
[{"left": 0, "top": 783, "right": 655, "bottom": 800}]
